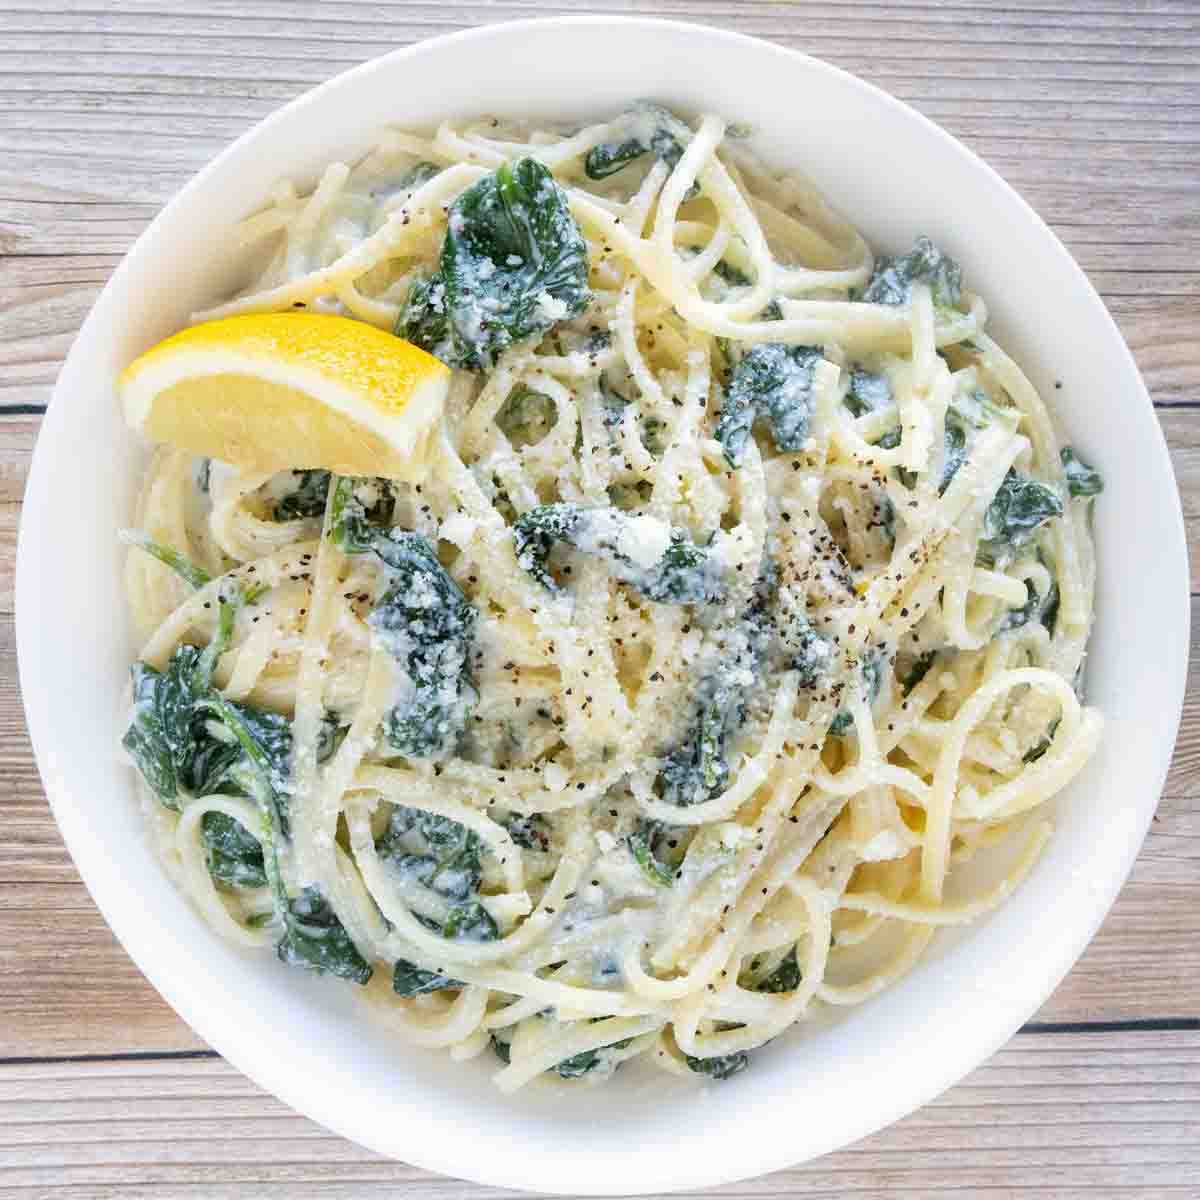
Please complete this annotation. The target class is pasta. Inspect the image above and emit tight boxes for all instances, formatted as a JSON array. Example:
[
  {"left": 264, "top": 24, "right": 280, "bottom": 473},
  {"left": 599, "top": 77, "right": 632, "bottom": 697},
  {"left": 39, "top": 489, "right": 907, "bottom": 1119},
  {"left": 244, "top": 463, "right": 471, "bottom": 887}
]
[{"left": 121, "top": 105, "right": 1104, "bottom": 1090}]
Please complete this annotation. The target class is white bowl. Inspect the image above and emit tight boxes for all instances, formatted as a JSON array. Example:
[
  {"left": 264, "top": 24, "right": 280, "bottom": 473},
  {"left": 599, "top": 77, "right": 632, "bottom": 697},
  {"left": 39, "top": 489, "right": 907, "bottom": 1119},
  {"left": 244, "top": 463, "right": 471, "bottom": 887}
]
[{"left": 16, "top": 16, "right": 1188, "bottom": 1195}]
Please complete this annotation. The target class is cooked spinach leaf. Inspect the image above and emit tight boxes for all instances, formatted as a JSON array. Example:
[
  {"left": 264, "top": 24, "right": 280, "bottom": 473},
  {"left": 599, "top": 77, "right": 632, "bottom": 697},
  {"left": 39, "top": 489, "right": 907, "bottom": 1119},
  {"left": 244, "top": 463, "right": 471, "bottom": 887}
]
[
  {"left": 598, "top": 377, "right": 630, "bottom": 435},
  {"left": 656, "top": 564, "right": 778, "bottom": 809},
  {"left": 443, "top": 900, "right": 499, "bottom": 943},
  {"left": 120, "top": 531, "right": 211, "bottom": 590},
  {"left": 939, "top": 419, "right": 968, "bottom": 495},
  {"left": 377, "top": 805, "right": 484, "bottom": 902},
  {"left": 490, "top": 1033, "right": 512, "bottom": 1064},
  {"left": 124, "top": 652, "right": 208, "bottom": 808},
  {"left": 754, "top": 946, "right": 801, "bottom": 994},
  {"left": 328, "top": 474, "right": 377, "bottom": 552},
  {"left": 658, "top": 684, "right": 734, "bottom": 807},
  {"left": 397, "top": 272, "right": 451, "bottom": 362},
  {"left": 861, "top": 236, "right": 962, "bottom": 308},
  {"left": 127, "top": 629, "right": 339, "bottom": 845},
  {"left": 713, "top": 259, "right": 752, "bottom": 289},
  {"left": 208, "top": 704, "right": 337, "bottom": 837},
  {"left": 596, "top": 379, "right": 667, "bottom": 458},
  {"left": 932, "top": 386, "right": 1019, "bottom": 496},
  {"left": 657, "top": 608, "right": 769, "bottom": 807},
  {"left": 790, "top": 619, "right": 835, "bottom": 688},
  {"left": 382, "top": 810, "right": 496, "bottom": 987},
  {"left": 401, "top": 158, "right": 591, "bottom": 370},
  {"left": 324, "top": 475, "right": 397, "bottom": 545},
  {"left": 950, "top": 386, "right": 1013, "bottom": 431},
  {"left": 201, "top": 811, "right": 267, "bottom": 888},
  {"left": 553, "top": 1033, "right": 634, "bottom": 1079},
  {"left": 392, "top": 958, "right": 462, "bottom": 996},
  {"left": 641, "top": 532, "right": 720, "bottom": 603},
  {"left": 512, "top": 503, "right": 722, "bottom": 604},
  {"left": 829, "top": 648, "right": 885, "bottom": 737},
  {"left": 1000, "top": 574, "right": 1059, "bottom": 637},
  {"left": 331, "top": 478, "right": 478, "bottom": 757},
  {"left": 626, "top": 820, "right": 678, "bottom": 887},
  {"left": 315, "top": 712, "right": 349, "bottom": 764},
  {"left": 685, "top": 1051, "right": 749, "bottom": 1080},
  {"left": 880, "top": 493, "right": 897, "bottom": 544},
  {"left": 555, "top": 1048, "right": 603, "bottom": 1078},
  {"left": 201, "top": 692, "right": 292, "bottom": 847},
  {"left": 201, "top": 692, "right": 372, "bottom": 984},
  {"left": 717, "top": 343, "right": 822, "bottom": 467},
  {"left": 205, "top": 695, "right": 293, "bottom": 807},
  {"left": 385, "top": 807, "right": 478, "bottom": 859},
  {"left": 640, "top": 415, "right": 669, "bottom": 458},
  {"left": 398, "top": 161, "right": 441, "bottom": 191},
  {"left": 122, "top": 586, "right": 253, "bottom": 808},
  {"left": 738, "top": 946, "right": 800, "bottom": 993},
  {"left": 844, "top": 368, "right": 892, "bottom": 418},
  {"left": 503, "top": 812, "right": 551, "bottom": 852},
  {"left": 900, "top": 650, "right": 938, "bottom": 695},
  {"left": 371, "top": 536, "right": 478, "bottom": 756},
  {"left": 978, "top": 471, "right": 1063, "bottom": 567},
  {"left": 585, "top": 104, "right": 691, "bottom": 181},
  {"left": 1024, "top": 715, "right": 1062, "bottom": 764},
  {"left": 123, "top": 583, "right": 370, "bottom": 977},
  {"left": 1061, "top": 446, "right": 1103, "bottom": 498},
  {"left": 272, "top": 469, "right": 331, "bottom": 521},
  {"left": 276, "top": 885, "right": 373, "bottom": 984},
  {"left": 511, "top": 502, "right": 581, "bottom": 591}
]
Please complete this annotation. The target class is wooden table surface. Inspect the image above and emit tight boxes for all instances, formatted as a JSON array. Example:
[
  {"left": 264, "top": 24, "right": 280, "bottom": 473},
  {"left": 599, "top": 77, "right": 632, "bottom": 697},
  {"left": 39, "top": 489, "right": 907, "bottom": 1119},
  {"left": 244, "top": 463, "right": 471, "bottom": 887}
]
[{"left": 1, "top": 1, "right": 1198, "bottom": 1196}]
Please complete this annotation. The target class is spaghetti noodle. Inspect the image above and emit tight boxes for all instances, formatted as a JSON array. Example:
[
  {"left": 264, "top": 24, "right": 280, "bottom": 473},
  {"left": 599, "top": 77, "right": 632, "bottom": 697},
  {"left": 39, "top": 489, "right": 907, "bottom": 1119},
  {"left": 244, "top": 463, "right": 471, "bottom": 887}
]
[{"left": 121, "top": 105, "right": 1103, "bottom": 1090}]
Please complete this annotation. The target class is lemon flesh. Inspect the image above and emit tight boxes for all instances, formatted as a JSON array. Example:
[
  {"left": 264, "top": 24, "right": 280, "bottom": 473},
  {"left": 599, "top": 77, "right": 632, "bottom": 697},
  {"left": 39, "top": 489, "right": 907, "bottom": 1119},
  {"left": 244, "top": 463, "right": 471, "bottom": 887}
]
[{"left": 120, "top": 312, "right": 451, "bottom": 479}]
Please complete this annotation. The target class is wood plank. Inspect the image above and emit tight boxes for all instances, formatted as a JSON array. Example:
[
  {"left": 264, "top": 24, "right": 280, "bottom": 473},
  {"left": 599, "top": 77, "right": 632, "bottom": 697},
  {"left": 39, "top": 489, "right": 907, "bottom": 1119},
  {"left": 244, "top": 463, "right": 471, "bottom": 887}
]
[
  {"left": 1158, "top": 410, "right": 1200, "bottom": 597},
  {"left": 0, "top": 420, "right": 37, "bottom": 505},
  {"left": 0, "top": 3, "right": 1195, "bottom": 410},
  {"left": 0, "top": 257, "right": 117, "bottom": 409},
  {"left": 0, "top": 592, "right": 1196, "bottom": 1055},
  {"left": 0, "top": 15, "right": 1194, "bottom": 408},
  {"left": 0, "top": 1031, "right": 1196, "bottom": 1197},
  {"left": 0, "top": 505, "right": 14, "bottom": 614},
  {"left": 1113, "top": 302, "right": 1200, "bottom": 411},
  {"left": 1161, "top": 589, "right": 1200, "bottom": 794},
  {"left": 0, "top": 890, "right": 205, "bottom": 1057}
]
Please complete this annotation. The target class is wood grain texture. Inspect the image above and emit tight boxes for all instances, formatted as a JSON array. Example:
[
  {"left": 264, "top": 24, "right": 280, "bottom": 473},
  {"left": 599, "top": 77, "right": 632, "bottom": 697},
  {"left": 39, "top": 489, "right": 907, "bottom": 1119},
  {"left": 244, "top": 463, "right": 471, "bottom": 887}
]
[
  {"left": 0, "top": 1, "right": 1198, "bottom": 409},
  {"left": 1, "top": 1032, "right": 1197, "bottom": 1198},
  {"left": 1, "top": 1, "right": 1197, "bottom": 1194}
]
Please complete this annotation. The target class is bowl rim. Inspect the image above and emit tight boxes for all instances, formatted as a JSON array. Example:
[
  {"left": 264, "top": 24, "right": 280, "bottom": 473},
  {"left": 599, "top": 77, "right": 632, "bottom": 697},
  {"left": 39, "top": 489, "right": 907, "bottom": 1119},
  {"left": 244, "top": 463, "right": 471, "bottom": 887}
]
[{"left": 16, "top": 13, "right": 1189, "bottom": 1195}]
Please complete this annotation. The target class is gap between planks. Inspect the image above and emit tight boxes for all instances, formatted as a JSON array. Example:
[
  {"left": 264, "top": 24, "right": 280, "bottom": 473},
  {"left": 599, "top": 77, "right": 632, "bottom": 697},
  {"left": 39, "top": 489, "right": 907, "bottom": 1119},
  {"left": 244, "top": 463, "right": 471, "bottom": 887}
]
[{"left": 3, "top": 1015, "right": 1199, "bottom": 1069}]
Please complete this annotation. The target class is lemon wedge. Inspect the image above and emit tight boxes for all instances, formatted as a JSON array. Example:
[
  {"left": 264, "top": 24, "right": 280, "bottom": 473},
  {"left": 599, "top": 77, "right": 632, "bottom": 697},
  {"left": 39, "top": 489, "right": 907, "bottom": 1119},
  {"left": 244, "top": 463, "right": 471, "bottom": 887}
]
[{"left": 120, "top": 313, "right": 450, "bottom": 479}]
